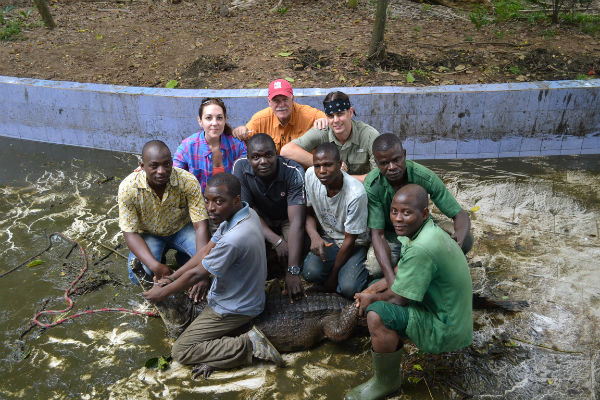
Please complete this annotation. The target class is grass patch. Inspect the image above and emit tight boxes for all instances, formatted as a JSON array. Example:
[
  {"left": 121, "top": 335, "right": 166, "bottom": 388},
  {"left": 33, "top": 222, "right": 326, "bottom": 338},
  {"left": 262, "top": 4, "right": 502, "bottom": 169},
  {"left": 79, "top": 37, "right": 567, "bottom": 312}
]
[{"left": 1, "top": 6, "right": 34, "bottom": 41}]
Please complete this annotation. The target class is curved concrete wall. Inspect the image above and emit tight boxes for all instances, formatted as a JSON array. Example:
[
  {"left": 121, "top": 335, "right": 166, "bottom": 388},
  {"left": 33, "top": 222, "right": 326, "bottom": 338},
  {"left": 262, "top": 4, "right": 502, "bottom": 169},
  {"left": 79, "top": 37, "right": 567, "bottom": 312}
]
[{"left": 1, "top": 75, "right": 598, "bottom": 159}]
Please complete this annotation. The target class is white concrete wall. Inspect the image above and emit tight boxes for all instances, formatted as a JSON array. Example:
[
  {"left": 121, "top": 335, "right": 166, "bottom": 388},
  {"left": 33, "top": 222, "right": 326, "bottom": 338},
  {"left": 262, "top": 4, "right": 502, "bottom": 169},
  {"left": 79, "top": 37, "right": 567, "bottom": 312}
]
[{"left": 1, "top": 75, "right": 598, "bottom": 158}]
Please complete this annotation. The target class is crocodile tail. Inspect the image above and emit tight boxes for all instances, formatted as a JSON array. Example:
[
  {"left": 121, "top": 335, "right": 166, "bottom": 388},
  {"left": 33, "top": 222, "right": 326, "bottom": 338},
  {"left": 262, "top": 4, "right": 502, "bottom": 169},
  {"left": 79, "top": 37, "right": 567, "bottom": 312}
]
[{"left": 321, "top": 304, "right": 360, "bottom": 342}]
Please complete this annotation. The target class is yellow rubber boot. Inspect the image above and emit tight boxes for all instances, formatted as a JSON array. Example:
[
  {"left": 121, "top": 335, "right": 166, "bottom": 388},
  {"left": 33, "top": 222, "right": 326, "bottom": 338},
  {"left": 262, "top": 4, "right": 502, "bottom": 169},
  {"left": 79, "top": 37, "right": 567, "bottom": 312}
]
[{"left": 345, "top": 348, "right": 404, "bottom": 400}]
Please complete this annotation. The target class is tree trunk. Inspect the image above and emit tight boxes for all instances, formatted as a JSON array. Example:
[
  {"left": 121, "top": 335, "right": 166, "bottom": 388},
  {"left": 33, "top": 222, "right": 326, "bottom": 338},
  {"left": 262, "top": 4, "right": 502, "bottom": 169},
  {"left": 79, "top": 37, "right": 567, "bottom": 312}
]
[
  {"left": 368, "top": 0, "right": 389, "bottom": 61},
  {"left": 33, "top": 0, "right": 56, "bottom": 29}
]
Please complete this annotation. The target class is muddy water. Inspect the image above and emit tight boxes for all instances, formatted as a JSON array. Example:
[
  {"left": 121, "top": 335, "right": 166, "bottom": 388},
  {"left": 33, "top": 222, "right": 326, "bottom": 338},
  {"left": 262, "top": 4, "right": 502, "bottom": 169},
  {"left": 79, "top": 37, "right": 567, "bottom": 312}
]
[{"left": 0, "top": 136, "right": 598, "bottom": 399}]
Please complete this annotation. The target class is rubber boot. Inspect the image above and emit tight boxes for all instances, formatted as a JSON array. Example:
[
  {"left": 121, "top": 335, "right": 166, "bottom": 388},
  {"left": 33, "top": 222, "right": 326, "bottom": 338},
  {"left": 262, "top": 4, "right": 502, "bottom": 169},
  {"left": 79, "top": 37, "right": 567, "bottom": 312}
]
[{"left": 344, "top": 348, "right": 404, "bottom": 400}]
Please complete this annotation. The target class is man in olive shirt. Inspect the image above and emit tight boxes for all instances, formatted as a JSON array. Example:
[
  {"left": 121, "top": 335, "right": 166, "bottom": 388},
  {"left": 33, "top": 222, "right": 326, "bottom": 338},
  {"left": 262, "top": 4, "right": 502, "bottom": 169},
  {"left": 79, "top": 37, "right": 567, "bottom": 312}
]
[
  {"left": 363, "top": 133, "right": 472, "bottom": 286},
  {"left": 280, "top": 91, "right": 379, "bottom": 183},
  {"left": 348, "top": 184, "right": 473, "bottom": 400}
]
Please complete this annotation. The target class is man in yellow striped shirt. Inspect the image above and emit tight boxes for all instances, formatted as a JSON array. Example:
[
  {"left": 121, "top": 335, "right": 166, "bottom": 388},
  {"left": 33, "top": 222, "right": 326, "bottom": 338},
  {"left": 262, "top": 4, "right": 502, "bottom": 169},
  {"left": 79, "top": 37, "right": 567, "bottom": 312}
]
[{"left": 118, "top": 140, "right": 209, "bottom": 285}]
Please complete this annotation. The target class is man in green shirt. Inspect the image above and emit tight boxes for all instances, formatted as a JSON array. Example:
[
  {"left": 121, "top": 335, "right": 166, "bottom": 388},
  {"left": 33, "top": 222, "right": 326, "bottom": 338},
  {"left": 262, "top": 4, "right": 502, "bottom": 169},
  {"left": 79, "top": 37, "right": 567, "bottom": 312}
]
[
  {"left": 363, "top": 133, "right": 472, "bottom": 287},
  {"left": 280, "top": 91, "right": 379, "bottom": 183},
  {"left": 346, "top": 184, "right": 473, "bottom": 400}
]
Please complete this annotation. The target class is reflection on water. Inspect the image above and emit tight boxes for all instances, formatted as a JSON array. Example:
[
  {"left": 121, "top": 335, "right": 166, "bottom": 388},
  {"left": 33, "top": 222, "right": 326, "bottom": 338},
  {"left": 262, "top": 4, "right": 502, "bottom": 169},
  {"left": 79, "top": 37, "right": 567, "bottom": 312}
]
[{"left": 0, "top": 136, "right": 598, "bottom": 399}]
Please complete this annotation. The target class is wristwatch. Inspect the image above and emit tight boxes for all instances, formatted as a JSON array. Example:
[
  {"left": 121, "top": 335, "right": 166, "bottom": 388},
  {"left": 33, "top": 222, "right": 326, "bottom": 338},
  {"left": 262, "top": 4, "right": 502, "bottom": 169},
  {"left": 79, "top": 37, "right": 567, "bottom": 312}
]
[{"left": 287, "top": 265, "right": 301, "bottom": 275}]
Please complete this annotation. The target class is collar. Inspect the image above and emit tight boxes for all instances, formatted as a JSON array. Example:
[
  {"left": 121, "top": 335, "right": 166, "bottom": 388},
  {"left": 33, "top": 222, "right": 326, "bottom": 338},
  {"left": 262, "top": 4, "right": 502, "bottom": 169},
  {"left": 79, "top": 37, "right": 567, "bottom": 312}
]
[
  {"left": 397, "top": 216, "right": 432, "bottom": 249},
  {"left": 221, "top": 201, "right": 250, "bottom": 232},
  {"left": 198, "top": 131, "right": 229, "bottom": 157},
  {"left": 271, "top": 102, "right": 298, "bottom": 129}
]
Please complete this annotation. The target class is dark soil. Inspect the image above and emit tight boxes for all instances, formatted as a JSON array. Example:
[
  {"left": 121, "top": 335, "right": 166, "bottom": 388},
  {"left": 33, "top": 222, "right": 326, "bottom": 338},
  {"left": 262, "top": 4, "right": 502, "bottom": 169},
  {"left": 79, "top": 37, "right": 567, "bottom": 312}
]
[{"left": 0, "top": 0, "right": 598, "bottom": 89}]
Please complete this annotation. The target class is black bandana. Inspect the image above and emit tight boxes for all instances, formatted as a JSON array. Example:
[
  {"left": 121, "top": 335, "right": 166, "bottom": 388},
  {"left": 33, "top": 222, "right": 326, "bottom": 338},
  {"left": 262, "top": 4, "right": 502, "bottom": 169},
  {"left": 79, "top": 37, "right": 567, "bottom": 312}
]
[{"left": 324, "top": 99, "right": 352, "bottom": 116}]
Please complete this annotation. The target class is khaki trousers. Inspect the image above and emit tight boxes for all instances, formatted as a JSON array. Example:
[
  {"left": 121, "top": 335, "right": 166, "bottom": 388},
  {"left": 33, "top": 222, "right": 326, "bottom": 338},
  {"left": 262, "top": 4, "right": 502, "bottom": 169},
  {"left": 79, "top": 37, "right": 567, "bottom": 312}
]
[{"left": 171, "top": 306, "right": 254, "bottom": 369}]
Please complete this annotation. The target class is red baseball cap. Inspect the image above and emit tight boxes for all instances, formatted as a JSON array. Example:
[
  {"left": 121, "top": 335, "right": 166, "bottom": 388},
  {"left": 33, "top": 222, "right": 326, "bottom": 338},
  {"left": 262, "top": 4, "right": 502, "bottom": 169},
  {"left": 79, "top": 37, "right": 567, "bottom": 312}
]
[{"left": 268, "top": 79, "right": 293, "bottom": 100}]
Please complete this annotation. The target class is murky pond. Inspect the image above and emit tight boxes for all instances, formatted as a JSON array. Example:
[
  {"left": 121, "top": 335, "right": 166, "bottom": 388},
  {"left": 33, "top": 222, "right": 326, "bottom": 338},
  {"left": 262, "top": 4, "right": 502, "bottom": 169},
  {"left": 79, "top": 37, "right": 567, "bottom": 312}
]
[{"left": 0, "top": 136, "right": 598, "bottom": 399}]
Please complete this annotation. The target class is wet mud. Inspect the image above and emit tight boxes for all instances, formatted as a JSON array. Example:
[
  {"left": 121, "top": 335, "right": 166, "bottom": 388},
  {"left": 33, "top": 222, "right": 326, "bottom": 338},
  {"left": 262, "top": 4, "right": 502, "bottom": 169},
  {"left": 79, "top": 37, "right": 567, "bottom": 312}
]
[{"left": 0, "top": 136, "right": 598, "bottom": 399}]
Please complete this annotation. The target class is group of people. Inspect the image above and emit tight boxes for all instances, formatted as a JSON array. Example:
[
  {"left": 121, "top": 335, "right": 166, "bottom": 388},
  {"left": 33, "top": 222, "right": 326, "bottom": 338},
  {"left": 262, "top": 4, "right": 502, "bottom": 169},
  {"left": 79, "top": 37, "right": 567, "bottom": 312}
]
[{"left": 117, "top": 78, "right": 474, "bottom": 400}]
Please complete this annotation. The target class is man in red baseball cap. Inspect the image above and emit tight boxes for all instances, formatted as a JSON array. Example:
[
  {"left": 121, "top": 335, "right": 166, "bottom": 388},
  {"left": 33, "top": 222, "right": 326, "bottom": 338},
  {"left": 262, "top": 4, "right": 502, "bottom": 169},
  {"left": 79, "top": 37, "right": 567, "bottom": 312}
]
[{"left": 233, "top": 79, "right": 328, "bottom": 153}]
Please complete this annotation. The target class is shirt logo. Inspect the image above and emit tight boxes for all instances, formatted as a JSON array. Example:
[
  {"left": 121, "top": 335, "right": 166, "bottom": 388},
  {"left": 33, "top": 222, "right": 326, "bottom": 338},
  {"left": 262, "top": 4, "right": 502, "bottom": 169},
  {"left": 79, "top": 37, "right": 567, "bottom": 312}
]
[
  {"left": 274, "top": 82, "right": 282, "bottom": 89},
  {"left": 281, "top": 192, "right": 286, "bottom": 197}
]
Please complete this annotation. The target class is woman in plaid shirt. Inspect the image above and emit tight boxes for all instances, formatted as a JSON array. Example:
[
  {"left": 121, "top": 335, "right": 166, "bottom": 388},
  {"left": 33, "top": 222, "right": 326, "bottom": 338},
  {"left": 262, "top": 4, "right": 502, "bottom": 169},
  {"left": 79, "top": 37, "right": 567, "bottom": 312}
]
[{"left": 173, "top": 98, "right": 247, "bottom": 193}]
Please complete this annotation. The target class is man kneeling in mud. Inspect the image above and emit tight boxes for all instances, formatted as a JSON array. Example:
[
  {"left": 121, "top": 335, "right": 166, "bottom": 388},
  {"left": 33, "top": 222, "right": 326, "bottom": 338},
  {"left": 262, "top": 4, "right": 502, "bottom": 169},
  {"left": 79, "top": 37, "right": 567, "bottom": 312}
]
[{"left": 143, "top": 173, "right": 284, "bottom": 378}]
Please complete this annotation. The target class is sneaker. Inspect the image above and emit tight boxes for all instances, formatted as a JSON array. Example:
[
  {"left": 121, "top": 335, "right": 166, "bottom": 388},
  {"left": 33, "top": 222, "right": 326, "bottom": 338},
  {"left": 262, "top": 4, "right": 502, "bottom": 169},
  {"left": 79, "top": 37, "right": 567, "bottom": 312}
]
[{"left": 247, "top": 326, "right": 285, "bottom": 367}]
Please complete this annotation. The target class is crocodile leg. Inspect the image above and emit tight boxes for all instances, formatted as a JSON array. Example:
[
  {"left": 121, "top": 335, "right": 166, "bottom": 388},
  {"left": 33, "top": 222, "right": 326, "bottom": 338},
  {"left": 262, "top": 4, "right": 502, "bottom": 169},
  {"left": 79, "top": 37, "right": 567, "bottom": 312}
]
[{"left": 321, "top": 304, "right": 360, "bottom": 342}]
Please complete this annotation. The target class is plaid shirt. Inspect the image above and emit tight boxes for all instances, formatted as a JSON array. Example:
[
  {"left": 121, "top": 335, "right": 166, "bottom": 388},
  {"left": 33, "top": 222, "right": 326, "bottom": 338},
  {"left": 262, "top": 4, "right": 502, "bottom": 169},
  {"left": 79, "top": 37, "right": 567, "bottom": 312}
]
[{"left": 173, "top": 131, "right": 247, "bottom": 193}]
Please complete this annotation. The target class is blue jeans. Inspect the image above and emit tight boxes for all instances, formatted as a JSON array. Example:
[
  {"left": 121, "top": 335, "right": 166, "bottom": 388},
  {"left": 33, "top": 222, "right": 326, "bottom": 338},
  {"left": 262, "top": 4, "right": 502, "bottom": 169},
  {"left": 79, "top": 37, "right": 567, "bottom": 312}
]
[
  {"left": 301, "top": 238, "right": 368, "bottom": 299},
  {"left": 127, "top": 223, "right": 197, "bottom": 285}
]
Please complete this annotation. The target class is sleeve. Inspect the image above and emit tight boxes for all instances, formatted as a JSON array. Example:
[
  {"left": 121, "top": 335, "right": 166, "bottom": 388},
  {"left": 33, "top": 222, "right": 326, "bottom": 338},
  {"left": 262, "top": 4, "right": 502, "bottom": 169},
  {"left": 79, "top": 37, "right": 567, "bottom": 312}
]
[
  {"left": 364, "top": 179, "right": 386, "bottom": 230},
  {"left": 292, "top": 128, "right": 327, "bottom": 151},
  {"left": 367, "top": 133, "right": 378, "bottom": 171},
  {"left": 315, "top": 109, "right": 327, "bottom": 119},
  {"left": 117, "top": 180, "right": 141, "bottom": 233},
  {"left": 286, "top": 166, "right": 306, "bottom": 206},
  {"left": 202, "top": 238, "right": 238, "bottom": 277},
  {"left": 182, "top": 172, "right": 208, "bottom": 223},
  {"left": 415, "top": 166, "right": 462, "bottom": 218},
  {"left": 304, "top": 168, "right": 314, "bottom": 208},
  {"left": 235, "top": 138, "right": 247, "bottom": 159},
  {"left": 391, "top": 246, "right": 434, "bottom": 302},
  {"left": 232, "top": 159, "right": 254, "bottom": 206},
  {"left": 173, "top": 140, "right": 189, "bottom": 170},
  {"left": 343, "top": 190, "right": 368, "bottom": 235}
]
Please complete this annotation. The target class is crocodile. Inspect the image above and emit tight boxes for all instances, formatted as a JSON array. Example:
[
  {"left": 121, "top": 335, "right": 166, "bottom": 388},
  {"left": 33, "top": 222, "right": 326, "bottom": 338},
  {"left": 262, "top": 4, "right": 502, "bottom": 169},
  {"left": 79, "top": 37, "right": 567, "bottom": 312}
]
[{"left": 131, "top": 258, "right": 359, "bottom": 351}]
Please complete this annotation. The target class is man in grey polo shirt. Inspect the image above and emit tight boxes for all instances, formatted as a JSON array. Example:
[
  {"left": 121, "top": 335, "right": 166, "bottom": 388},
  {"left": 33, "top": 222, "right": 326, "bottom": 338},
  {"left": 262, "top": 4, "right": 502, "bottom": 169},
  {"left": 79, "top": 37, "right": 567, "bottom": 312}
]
[
  {"left": 233, "top": 133, "right": 307, "bottom": 303},
  {"left": 280, "top": 91, "right": 380, "bottom": 183},
  {"left": 143, "top": 173, "right": 283, "bottom": 378}
]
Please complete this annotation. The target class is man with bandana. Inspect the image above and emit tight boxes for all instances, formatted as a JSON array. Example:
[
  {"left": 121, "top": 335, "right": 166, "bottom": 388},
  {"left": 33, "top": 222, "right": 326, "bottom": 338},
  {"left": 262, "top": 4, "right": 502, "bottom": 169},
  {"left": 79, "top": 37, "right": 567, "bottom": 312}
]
[
  {"left": 232, "top": 79, "right": 328, "bottom": 153},
  {"left": 280, "top": 91, "right": 380, "bottom": 183}
]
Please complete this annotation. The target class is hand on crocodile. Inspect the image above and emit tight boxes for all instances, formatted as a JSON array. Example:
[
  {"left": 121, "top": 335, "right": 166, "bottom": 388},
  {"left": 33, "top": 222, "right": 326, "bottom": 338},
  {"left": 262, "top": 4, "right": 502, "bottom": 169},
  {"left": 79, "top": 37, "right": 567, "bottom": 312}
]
[
  {"left": 189, "top": 278, "right": 210, "bottom": 303},
  {"left": 310, "top": 238, "right": 333, "bottom": 261},
  {"left": 283, "top": 273, "right": 305, "bottom": 303},
  {"left": 354, "top": 292, "right": 376, "bottom": 316},
  {"left": 143, "top": 284, "right": 167, "bottom": 304},
  {"left": 192, "top": 364, "right": 215, "bottom": 379}
]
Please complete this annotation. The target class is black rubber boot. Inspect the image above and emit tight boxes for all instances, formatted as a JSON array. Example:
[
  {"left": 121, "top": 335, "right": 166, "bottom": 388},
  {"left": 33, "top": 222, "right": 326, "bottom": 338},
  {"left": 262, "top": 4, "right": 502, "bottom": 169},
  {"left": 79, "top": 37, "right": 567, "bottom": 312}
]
[{"left": 344, "top": 348, "right": 404, "bottom": 400}]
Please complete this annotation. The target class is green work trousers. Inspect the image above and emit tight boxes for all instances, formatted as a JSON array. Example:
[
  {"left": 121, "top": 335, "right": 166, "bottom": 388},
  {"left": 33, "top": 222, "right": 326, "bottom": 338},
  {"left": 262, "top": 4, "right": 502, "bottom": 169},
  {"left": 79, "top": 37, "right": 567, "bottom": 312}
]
[{"left": 171, "top": 306, "right": 254, "bottom": 369}]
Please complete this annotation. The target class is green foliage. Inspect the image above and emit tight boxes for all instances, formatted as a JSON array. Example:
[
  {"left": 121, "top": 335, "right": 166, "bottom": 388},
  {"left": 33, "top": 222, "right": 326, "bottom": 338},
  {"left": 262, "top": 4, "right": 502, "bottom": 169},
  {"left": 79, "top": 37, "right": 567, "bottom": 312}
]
[
  {"left": 494, "top": 0, "right": 523, "bottom": 22},
  {"left": 561, "top": 12, "right": 600, "bottom": 35},
  {"left": 406, "top": 72, "right": 415, "bottom": 83},
  {"left": 145, "top": 355, "right": 172, "bottom": 370},
  {"left": 276, "top": 6, "right": 289, "bottom": 15},
  {"left": 469, "top": 6, "right": 490, "bottom": 29},
  {"left": 575, "top": 73, "right": 590, "bottom": 80},
  {"left": 413, "top": 25, "right": 422, "bottom": 33},
  {"left": 1, "top": 6, "right": 34, "bottom": 41},
  {"left": 421, "top": 3, "right": 432, "bottom": 12},
  {"left": 165, "top": 80, "right": 179, "bottom": 89},
  {"left": 347, "top": 0, "right": 358, "bottom": 9},
  {"left": 508, "top": 65, "right": 521, "bottom": 75},
  {"left": 27, "top": 259, "right": 44, "bottom": 268},
  {"left": 541, "top": 28, "right": 556, "bottom": 37}
]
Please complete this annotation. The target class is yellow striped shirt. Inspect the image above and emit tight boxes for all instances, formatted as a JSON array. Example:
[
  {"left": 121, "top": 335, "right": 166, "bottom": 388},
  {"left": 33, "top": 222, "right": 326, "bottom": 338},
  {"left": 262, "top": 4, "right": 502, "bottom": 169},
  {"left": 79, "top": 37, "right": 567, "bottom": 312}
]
[{"left": 118, "top": 167, "right": 207, "bottom": 236}]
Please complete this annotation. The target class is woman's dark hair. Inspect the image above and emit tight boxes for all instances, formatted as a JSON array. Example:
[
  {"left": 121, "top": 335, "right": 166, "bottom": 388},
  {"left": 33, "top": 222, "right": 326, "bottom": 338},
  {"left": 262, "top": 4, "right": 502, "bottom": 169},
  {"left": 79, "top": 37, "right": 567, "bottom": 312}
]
[{"left": 198, "top": 97, "right": 233, "bottom": 136}]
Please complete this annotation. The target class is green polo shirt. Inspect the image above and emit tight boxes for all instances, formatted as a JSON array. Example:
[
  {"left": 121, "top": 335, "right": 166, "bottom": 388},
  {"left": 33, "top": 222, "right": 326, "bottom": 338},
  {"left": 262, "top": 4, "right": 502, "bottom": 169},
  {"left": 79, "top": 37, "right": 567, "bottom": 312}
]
[
  {"left": 363, "top": 159, "right": 462, "bottom": 242},
  {"left": 391, "top": 217, "right": 473, "bottom": 353},
  {"left": 292, "top": 119, "right": 379, "bottom": 175}
]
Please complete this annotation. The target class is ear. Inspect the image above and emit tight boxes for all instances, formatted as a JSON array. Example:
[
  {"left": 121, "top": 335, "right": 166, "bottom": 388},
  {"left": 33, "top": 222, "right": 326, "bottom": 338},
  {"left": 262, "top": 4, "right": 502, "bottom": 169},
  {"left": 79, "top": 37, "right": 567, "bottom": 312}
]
[
  {"left": 197, "top": 116, "right": 203, "bottom": 129},
  {"left": 422, "top": 207, "right": 429, "bottom": 220},
  {"left": 233, "top": 194, "right": 242, "bottom": 207},
  {"left": 348, "top": 107, "right": 355, "bottom": 118}
]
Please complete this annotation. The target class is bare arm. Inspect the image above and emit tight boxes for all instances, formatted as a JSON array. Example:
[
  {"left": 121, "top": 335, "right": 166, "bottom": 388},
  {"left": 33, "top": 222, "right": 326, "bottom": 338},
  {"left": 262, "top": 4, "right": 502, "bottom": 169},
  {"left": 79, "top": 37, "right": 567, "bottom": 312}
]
[
  {"left": 452, "top": 209, "right": 471, "bottom": 247},
  {"left": 143, "top": 263, "right": 210, "bottom": 304},
  {"left": 284, "top": 204, "right": 307, "bottom": 301},
  {"left": 323, "top": 232, "right": 357, "bottom": 292},
  {"left": 123, "top": 231, "right": 171, "bottom": 279},
  {"left": 168, "top": 240, "right": 216, "bottom": 281},
  {"left": 280, "top": 142, "right": 314, "bottom": 169},
  {"left": 354, "top": 288, "right": 409, "bottom": 316},
  {"left": 194, "top": 220, "right": 210, "bottom": 255},
  {"left": 370, "top": 228, "right": 396, "bottom": 288}
]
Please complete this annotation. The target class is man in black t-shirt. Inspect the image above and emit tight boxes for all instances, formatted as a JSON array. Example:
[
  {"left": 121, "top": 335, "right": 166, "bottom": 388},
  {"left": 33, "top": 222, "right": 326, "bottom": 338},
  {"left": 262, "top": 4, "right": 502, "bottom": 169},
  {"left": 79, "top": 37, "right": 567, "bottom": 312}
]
[{"left": 232, "top": 134, "right": 307, "bottom": 303}]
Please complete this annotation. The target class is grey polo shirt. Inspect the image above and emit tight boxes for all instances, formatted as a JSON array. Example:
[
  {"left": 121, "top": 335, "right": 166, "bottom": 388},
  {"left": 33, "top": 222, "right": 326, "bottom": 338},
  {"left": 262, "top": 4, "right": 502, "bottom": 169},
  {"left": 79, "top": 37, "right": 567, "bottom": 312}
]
[
  {"left": 232, "top": 156, "right": 306, "bottom": 225},
  {"left": 293, "top": 119, "right": 380, "bottom": 175},
  {"left": 202, "top": 203, "right": 267, "bottom": 317}
]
